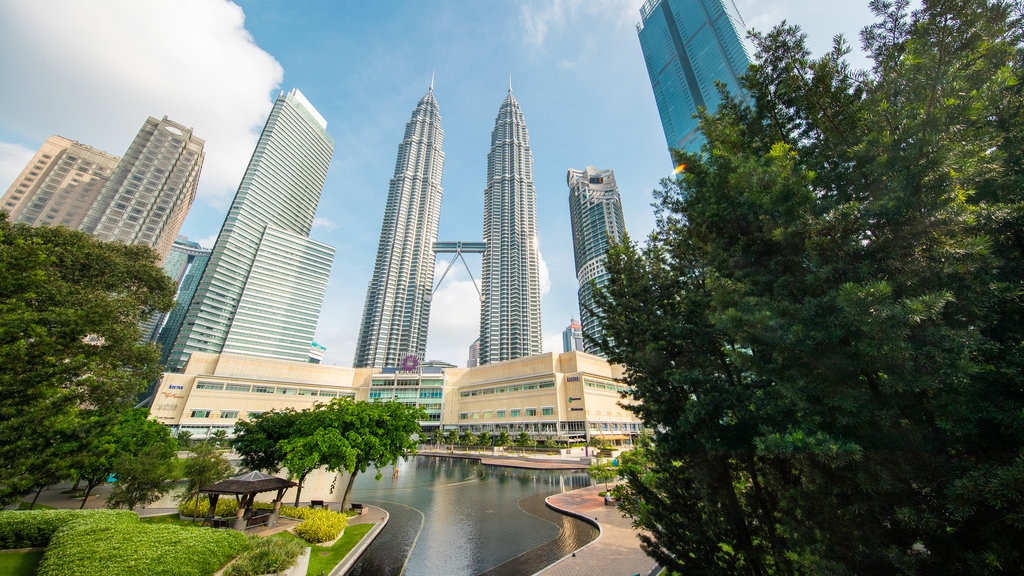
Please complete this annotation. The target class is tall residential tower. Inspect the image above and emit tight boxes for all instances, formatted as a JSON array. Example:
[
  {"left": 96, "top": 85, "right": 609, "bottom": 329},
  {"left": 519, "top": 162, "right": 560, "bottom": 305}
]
[
  {"left": 567, "top": 166, "right": 625, "bottom": 356},
  {"left": 165, "top": 89, "right": 335, "bottom": 370},
  {"left": 479, "top": 88, "right": 542, "bottom": 364},
  {"left": 354, "top": 85, "right": 445, "bottom": 368},
  {"left": 81, "top": 116, "right": 205, "bottom": 261},
  {"left": 1, "top": 136, "right": 120, "bottom": 229},
  {"left": 637, "top": 0, "right": 750, "bottom": 157}
]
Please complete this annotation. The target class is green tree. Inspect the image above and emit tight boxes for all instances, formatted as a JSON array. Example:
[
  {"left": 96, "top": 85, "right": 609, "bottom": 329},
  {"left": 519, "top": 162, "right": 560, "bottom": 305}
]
[
  {"left": 332, "top": 400, "right": 424, "bottom": 510},
  {"left": 458, "top": 430, "right": 475, "bottom": 447},
  {"left": 443, "top": 429, "right": 459, "bottom": 448},
  {"left": 179, "top": 440, "right": 233, "bottom": 510},
  {"left": 513, "top": 432, "right": 535, "bottom": 448},
  {"left": 494, "top": 431, "right": 512, "bottom": 449},
  {"left": 230, "top": 408, "right": 302, "bottom": 474},
  {"left": 105, "top": 420, "right": 178, "bottom": 512},
  {"left": 477, "top": 431, "right": 493, "bottom": 448},
  {"left": 597, "top": 1, "right": 1024, "bottom": 573},
  {"left": 209, "top": 429, "right": 229, "bottom": 449},
  {"left": 587, "top": 460, "right": 617, "bottom": 492},
  {"left": 0, "top": 216, "right": 174, "bottom": 502},
  {"left": 175, "top": 430, "right": 193, "bottom": 450},
  {"left": 279, "top": 405, "right": 357, "bottom": 506}
]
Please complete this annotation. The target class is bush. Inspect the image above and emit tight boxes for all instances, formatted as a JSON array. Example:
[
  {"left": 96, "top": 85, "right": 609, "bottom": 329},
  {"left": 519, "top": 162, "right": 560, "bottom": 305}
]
[
  {"left": 0, "top": 510, "right": 136, "bottom": 549},
  {"left": 223, "top": 535, "right": 306, "bottom": 576},
  {"left": 36, "top": 510, "right": 249, "bottom": 576},
  {"left": 177, "top": 498, "right": 239, "bottom": 518},
  {"left": 293, "top": 509, "right": 348, "bottom": 544}
]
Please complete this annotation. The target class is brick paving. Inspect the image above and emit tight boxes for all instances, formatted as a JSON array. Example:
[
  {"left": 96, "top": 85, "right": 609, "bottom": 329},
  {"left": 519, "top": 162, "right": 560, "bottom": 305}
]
[{"left": 537, "top": 485, "right": 660, "bottom": 576}]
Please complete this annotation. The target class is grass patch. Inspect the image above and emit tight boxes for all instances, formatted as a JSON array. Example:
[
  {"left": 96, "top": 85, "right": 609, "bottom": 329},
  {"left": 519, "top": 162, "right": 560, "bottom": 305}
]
[
  {"left": 0, "top": 550, "right": 45, "bottom": 576},
  {"left": 300, "top": 523, "right": 374, "bottom": 576},
  {"left": 139, "top": 514, "right": 199, "bottom": 528}
]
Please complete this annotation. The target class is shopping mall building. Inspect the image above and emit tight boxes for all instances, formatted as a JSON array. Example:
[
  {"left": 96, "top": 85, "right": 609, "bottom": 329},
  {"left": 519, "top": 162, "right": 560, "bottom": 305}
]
[{"left": 150, "top": 350, "right": 643, "bottom": 445}]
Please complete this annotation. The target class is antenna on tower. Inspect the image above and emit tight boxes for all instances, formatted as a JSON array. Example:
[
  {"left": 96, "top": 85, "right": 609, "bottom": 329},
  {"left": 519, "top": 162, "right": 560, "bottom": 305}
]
[
  {"left": 508, "top": 72, "right": 513, "bottom": 92},
  {"left": 430, "top": 70, "right": 435, "bottom": 91}
]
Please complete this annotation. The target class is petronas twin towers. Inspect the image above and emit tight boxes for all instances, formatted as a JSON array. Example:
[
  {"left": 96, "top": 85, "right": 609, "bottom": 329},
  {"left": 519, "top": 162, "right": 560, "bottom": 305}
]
[{"left": 354, "top": 83, "right": 540, "bottom": 368}]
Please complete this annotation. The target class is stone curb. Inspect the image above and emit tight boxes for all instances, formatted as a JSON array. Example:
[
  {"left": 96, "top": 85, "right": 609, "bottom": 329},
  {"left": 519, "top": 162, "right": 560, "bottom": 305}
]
[{"left": 330, "top": 505, "right": 389, "bottom": 576}]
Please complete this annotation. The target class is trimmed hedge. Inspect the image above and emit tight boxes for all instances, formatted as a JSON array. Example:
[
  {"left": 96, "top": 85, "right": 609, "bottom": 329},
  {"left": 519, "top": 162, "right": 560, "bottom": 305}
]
[
  {"left": 35, "top": 510, "right": 250, "bottom": 576},
  {"left": 177, "top": 498, "right": 240, "bottom": 518},
  {"left": 0, "top": 509, "right": 136, "bottom": 549},
  {"left": 293, "top": 509, "right": 348, "bottom": 544}
]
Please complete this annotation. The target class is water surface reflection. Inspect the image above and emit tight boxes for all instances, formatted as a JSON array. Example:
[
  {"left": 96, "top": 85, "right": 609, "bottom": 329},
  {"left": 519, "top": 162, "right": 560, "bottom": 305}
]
[{"left": 347, "top": 456, "right": 597, "bottom": 576}]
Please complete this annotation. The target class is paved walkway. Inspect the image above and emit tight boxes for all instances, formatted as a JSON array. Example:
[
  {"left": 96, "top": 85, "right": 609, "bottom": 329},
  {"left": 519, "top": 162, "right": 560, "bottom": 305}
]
[{"left": 537, "top": 485, "right": 660, "bottom": 576}]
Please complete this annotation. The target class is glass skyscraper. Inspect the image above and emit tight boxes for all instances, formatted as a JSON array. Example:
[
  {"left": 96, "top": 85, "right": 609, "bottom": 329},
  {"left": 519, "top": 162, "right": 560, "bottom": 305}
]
[
  {"left": 354, "top": 85, "right": 445, "bottom": 368},
  {"left": 637, "top": 0, "right": 750, "bottom": 157},
  {"left": 166, "top": 89, "right": 335, "bottom": 371},
  {"left": 567, "top": 166, "right": 625, "bottom": 356},
  {"left": 154, "top": 237, "right": 210, "bottom": 365},
  {"left": 479, "top": 88, "right": 542, "bottom": 365}
]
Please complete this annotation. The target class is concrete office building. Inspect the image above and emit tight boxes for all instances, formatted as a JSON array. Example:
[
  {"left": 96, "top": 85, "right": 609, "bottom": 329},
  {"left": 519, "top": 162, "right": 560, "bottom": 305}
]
[
  {"left": 150, "top": 351, "right": 642, "bottom": 446},
  {"left": 355, "top": 84, "right": 445, "bottom": 368},
  {"left": 567, "top": 166, "right": 626, "bottom": 356},
  {"left": 80, "top": 116, "right": 205, "bottom": 262},
  {"left": 637, "top": 0, "right": 750, "bottom": 157},
  {"left": 165, "top": 89, "right": 335, "bottom": 371},
  {"left": 1, "top": 135, "right": 120, "bottom": 229},
  {"left": 479, "top": 87, "right": 542, "bottom": 365}
]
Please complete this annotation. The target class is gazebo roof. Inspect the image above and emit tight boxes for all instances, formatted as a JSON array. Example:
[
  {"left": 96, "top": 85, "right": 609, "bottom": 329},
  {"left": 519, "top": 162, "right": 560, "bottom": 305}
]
[{"left": 199, "top": 471, "right": 297, "bottom": 495}]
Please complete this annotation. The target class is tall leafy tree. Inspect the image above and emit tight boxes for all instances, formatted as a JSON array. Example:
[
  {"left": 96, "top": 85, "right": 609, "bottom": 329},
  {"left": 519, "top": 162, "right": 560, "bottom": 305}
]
[
  {"left": 331, "top": 399, "right": 424, "bottom": 510},
  {"left": 597, "top": 0, "right": 1024, "bottom": 573},
  {"left": 230, "top": 408, "right": 302, "bottom": 474},
  {"left": 0, "top": 215, "right": 175, "bottom": 503},
  {"left": 179, "top": 440, "right": 233, "bottom": 510},
  {"left": 104, "top": 416, "right": 178, "bottom": 511}
]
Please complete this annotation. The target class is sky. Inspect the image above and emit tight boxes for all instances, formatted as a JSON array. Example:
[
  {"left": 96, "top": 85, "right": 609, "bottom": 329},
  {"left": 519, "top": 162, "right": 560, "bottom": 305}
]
[{"left": 0, "top": 0, "right": 883, "bottom": 367}]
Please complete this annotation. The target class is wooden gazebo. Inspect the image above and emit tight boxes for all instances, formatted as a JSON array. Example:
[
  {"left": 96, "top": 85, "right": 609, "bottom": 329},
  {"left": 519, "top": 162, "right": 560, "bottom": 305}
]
[{"left": 199, "top": 471, "right": 297, "bottom": 531}]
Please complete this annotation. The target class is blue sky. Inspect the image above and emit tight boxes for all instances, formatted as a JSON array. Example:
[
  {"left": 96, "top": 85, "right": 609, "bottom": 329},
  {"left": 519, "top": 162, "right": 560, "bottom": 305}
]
[{"left": 0, "top": 0, "right": 882, "bottom": 367}]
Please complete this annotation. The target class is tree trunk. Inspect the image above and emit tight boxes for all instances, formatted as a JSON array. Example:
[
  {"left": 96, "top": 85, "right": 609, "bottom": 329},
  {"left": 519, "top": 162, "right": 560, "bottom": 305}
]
[
  {"left": 29, "top": 486, "right": 43, "bottom": 510},
  {"left": 340, "top": 468, "right": 360, "bottom": 511},
  {"left": 293, "top": 472, "right": 307, "bottom": 507},
  {"left": 80, "top": 481, "right": 98, "bottom": 509}
]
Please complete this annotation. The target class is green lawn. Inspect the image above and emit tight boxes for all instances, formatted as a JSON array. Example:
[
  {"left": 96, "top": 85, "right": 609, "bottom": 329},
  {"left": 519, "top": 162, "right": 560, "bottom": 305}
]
[
  {"left": 0, "top": 550, "right": 45, "bottom": 576},
  {"left": 139, "top": 513, "right": 200, "bottom": 528},
  {"left": 272, "top": 523, "right": 375, "bottom": 576}
]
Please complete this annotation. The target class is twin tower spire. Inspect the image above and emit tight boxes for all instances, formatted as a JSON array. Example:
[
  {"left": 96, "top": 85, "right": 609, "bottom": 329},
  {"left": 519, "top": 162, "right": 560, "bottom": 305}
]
[{"left": 353, "top": 81, "right": 540, "bottom": 368}]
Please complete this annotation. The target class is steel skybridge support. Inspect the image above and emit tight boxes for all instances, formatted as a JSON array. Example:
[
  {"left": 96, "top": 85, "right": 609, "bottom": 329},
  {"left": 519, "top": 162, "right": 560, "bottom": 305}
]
[{"left": 432, "top": 241, "right": 485, "bottom": 297}]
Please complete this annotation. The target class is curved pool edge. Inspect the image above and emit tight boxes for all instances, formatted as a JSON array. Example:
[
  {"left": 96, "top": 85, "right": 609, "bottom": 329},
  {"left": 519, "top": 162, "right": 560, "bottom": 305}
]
[{"left": 332, "top": 505, "right": 390, "bottom": 576}]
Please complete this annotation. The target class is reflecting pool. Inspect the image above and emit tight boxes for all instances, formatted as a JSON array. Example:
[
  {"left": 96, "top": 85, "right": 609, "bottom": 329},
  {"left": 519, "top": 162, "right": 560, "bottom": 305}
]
[{"left": 346, "top": 455, "right": 598, "bottom": 576}]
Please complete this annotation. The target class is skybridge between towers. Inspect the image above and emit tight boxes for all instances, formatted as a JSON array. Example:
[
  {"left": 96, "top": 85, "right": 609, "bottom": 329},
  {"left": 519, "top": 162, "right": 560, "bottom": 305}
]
[{"left": 433, "top": 241, "right": 485, "bottom": 297}]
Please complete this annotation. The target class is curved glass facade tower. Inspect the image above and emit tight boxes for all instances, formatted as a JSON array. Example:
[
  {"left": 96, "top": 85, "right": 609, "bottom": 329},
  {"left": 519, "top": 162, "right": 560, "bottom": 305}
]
[
  {"left": 637, "top": 0, "right": 750, "bottom": 157},
  {"left": 166, "top": 89, "right": 335, "bottom": 370},
  {"left": 479, "top": 88, "right": 542, "bottom": 365},
  {"left": 354, "top": 86, "right": 445, "bottom": 368},
  {"left": 567, "top": 166, "right": 625, "bottom": 357}
]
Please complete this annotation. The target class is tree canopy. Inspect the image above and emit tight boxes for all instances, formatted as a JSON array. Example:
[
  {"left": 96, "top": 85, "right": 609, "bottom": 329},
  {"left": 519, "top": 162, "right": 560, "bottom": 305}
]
[
  {"left": 231, "top": 399, "right": 423, "bottom": 509},
  {"left": 0, "top": 214, "right": 175, "bottom": 503},
  {"left": 597, "top": 0, "right": 1024, "bottom": 573}
]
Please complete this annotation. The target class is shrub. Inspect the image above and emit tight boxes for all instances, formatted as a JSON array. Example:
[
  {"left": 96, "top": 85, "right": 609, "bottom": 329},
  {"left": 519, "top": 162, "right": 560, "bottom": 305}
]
[
  {"left": 223, "top": 535, "right": 306, "bottom": 576},
  {"left": 177, "top": 498, "right": 239, "bottom": 518},
  {"left": 36, "top": 511, "right": 249, "bottom": 576},
  {"left": 0, "top": 510, "right": 136, "bottom": 549},
  {"left": 293, "top": 509, "right": 348, "bottom": 544}
]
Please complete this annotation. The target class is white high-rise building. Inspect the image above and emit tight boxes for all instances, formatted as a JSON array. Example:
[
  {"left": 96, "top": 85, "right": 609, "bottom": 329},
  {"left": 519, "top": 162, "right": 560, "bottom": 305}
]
[
  {"left": 479, "top": 87, "right": 542, "bottom": 365},
  {"left": 567, "top": 166, "right": 626, "bottom": 356},
  {"left": 166, "top": 89, "right": 335, "bottom": 371},
  {"left": 354, "top": 85, "right": 444, "bottom": 368}
]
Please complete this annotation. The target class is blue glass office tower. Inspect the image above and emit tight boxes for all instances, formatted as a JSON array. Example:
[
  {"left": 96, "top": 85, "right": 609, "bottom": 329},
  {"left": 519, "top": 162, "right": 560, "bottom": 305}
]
[
  {"left": 637, "top": 0, "right": 750, "bottom": 157},
  {"left": 166, "top": 89, "right": 335, "bottom": 370}
]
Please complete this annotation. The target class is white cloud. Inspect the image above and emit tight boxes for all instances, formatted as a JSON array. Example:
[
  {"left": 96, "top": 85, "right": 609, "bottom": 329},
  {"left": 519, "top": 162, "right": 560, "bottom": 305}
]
[
  {"left": 537, "top": 248, "right": 552, "bottom": 296},
  {"left": 519, "top": 0, "right": 639, "bottom": 48},
  {"left": 197, "top": 234, "right": 220, "bottom": 250},
  {"left": 425, "top": 261, "right": 481, "bottom": 366},
  {"left": 543, "top": 331, "right": 564, "bottom": 354},
  {"left": 0, "top": 0, "right": 283, "bottom": 212},
  {"left": 312, "top": 216, "right": 338, "bottom": 231}
]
